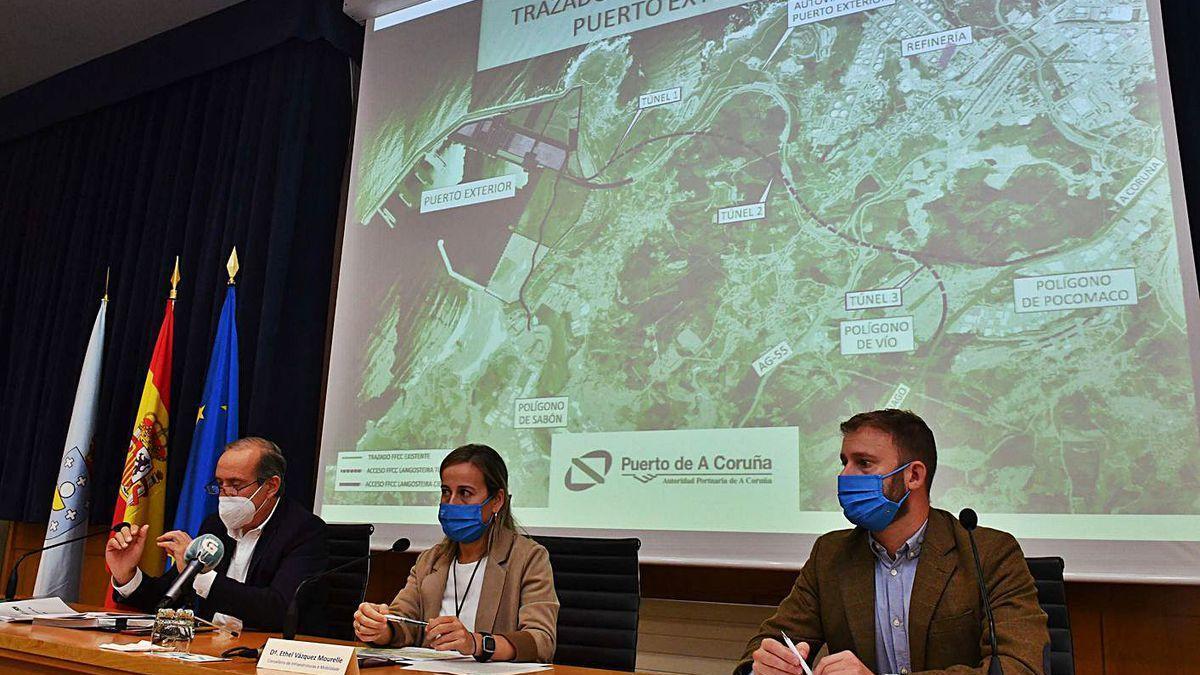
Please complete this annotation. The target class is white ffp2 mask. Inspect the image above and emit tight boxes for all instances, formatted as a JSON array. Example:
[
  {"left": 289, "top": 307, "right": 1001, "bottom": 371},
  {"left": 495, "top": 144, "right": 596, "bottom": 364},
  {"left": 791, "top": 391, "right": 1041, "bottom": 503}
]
[{"left": 218, "top": 483, "right": 265, "bottom": 531}]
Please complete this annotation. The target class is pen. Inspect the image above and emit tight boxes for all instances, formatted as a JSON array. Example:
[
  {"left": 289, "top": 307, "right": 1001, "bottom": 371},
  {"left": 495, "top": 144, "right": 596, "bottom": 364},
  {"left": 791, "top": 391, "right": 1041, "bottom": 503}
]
[
  {"left": 386, "top": 614, "right": 428, "bottom": 627},
  {"left": 780, "top": 630, "right": 814, "bottom": 675},
  {"left": 193, "top": 614, "right": 240, "bottom": 638}
]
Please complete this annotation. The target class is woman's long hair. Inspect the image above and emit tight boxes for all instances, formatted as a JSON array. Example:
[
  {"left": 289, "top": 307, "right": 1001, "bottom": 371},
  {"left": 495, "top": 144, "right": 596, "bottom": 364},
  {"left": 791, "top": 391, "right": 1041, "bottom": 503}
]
[{"left": 436, "top": 443, "right": 517, "bottom": 557}]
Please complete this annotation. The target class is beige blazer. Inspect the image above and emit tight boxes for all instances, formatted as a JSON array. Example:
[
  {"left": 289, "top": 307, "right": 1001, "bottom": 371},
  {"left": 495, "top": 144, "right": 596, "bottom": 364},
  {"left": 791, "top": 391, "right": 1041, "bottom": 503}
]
[{"left": 385, "top": 527, "right": 559, "bottom": 662}]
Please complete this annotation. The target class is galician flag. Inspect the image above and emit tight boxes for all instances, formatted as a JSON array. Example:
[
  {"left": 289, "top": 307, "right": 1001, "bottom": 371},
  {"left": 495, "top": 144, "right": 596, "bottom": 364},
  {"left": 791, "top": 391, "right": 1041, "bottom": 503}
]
[
  {"left": 107, "top": 262, "right": 178, "bottom": 606},
  {"left": 32, "top": 297, "right": 107, "bottom": 602},
  {"left": 173, "top": 251, "right": 239, "bottom": 535}
]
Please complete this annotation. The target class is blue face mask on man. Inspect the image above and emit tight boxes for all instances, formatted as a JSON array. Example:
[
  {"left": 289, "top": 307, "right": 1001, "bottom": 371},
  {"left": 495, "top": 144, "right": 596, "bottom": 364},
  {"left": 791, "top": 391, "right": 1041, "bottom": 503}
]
[
  {"left": 837, "top": 462, "right": 912, "bottom": 532},
  {"left": 438, "top": 495, "right": 495, "bottom": 543}
]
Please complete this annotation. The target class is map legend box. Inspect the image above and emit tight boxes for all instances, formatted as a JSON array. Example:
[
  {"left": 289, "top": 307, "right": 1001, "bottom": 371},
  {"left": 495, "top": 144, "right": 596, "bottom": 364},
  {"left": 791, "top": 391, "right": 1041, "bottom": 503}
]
[{"left": 334, "top": 450, "right": 444, "bottom": 492}]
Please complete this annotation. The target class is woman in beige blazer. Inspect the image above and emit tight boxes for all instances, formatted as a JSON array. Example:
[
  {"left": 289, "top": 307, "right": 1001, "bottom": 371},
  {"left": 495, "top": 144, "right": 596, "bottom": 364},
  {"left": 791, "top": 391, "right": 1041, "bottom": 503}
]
[{"left": 353, "top": 444, "right": 559, "bottom": 663}]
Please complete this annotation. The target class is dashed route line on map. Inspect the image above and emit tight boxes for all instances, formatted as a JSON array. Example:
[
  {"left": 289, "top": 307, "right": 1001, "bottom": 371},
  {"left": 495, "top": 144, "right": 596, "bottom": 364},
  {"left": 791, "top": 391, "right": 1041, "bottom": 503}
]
[
  {"left": 561, "top": 127, "right": 956, "bottom": 344},
  {"left": 525, "top": 100, "right": 1085, "bottom": 348}
]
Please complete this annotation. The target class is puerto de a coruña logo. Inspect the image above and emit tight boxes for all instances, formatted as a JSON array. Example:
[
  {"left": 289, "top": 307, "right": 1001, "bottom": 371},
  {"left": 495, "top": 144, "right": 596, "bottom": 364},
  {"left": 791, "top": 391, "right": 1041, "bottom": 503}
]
[{"left": 564, "top": 450, "right": 612, "bottom": 492}]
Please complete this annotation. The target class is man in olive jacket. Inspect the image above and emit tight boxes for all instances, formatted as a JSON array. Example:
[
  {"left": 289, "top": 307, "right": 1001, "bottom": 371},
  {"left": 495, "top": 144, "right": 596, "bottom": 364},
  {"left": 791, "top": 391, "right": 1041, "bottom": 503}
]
[{"left": 739, "top": 410, "right": 1049, "bottom": 675}]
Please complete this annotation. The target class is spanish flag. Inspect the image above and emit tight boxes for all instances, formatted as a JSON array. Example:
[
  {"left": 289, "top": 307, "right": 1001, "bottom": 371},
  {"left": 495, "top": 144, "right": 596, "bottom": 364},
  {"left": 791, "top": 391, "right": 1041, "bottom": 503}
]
[{"left": 107, "top": 265, "right": 177, "bottom": 605}]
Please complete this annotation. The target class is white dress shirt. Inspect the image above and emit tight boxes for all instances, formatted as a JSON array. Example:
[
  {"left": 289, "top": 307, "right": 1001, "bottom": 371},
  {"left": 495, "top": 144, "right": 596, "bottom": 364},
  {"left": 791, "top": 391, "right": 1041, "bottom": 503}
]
[
  {"left": 438, "top": 556, "right": 487, "bottom": 632},
  {"left": 113, "top": 498, "right": 281, "bottom": 631}
]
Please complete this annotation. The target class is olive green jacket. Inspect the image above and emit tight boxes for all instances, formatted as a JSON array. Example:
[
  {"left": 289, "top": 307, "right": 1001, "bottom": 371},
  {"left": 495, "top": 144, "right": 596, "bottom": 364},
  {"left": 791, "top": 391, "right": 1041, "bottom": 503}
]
[{"left": 738, "top": 508, "right": 1049, "bottom": 674}]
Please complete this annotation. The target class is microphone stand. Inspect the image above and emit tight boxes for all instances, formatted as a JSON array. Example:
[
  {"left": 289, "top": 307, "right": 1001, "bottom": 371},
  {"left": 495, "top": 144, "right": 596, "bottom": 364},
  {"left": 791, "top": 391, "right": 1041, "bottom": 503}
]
[
  {"left": 961, "top": 509, "right": 1003, "bottom": 675},
  {"left": 4, "top": 525, "right": 119, "bottom": 601},
  {"left": 282, "top": 539, "right": 408, "bottom": 640}
]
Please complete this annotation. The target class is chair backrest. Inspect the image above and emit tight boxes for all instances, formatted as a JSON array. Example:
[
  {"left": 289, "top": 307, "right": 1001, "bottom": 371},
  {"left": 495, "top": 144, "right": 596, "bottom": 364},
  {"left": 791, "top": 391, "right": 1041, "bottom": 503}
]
[
  {"left": 1025, "top": 556, "right": 1074, "bottom": 675},
  {"left": 532, "top": 535, "right": 641, "bottom": 672},
  {"left": 322, "top": 523, "right": 374, "bottom": 640}
]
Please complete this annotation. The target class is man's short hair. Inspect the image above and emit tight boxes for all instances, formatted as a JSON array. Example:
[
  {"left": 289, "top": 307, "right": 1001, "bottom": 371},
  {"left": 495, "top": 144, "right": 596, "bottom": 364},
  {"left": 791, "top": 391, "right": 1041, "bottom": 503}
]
[
  {"left": 225, "top": 437, "right": 287, "bottom": 490},
  {"left": 840, "top": 409, "right": 937, "bottom": 489}
]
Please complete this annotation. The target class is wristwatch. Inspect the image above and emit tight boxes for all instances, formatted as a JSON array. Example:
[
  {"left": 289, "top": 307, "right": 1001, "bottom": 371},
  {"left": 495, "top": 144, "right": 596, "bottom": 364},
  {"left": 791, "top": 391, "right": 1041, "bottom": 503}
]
[{"left": 475, "top": 632, "right": 496, "bottom": 662}]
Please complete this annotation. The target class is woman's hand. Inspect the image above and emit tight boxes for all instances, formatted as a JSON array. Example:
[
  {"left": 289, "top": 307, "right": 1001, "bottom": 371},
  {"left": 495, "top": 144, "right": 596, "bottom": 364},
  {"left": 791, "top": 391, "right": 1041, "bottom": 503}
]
[
  {"left": 353, "top": 602, "right": 393, "bottom": 644},
  {"left": 424, "top": 615, "right": 477, "bottom": 656}
]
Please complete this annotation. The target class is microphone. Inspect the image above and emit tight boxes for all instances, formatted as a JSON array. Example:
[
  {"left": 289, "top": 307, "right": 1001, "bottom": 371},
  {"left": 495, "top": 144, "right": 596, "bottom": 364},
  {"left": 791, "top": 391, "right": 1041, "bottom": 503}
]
[
  {"left": 156, "top": 534, "right": 225, "bottom": 610},
  {"left": 3, "top": 522, "right": 130, "bottom": 601},
  {"left": 959, "top": 508, "right": 1003, "bottom": 675},
  {"left": 282, "top": 537, "right": 409, "bottom": 640}
]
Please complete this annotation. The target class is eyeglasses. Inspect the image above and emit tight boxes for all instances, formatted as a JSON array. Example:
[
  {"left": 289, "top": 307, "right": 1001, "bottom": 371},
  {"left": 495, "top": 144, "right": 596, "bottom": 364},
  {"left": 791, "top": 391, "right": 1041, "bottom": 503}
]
[{"left": 204, "top": 479, "right": 261, "bottom": 497}]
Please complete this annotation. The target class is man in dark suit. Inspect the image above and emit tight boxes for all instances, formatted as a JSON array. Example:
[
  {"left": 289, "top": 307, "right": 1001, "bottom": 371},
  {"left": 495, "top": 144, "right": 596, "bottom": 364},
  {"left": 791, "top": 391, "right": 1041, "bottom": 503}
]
[
  {"left": 739, "top": 409, "right": 1049, "bottom": 675},
  {"left": 106, "top": 437, "right": 327, "bottom": 632}
]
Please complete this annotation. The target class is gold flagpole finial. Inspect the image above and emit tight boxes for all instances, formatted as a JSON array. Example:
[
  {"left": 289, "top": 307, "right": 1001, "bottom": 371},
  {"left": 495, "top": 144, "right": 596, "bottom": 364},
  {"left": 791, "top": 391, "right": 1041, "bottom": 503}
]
[
  {"left": 169, "top": 256, "right": 181, "bottom": 300},
  {"left": 103, "top": 267, "right": 110, "bottom": 303},
  {"left": 227, "top": 247, "right": 240, "bottom": 285}
]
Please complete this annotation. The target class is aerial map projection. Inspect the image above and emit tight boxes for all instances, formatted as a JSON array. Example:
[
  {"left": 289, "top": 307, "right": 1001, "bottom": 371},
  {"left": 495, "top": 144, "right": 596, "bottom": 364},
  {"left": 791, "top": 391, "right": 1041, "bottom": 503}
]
[{"left": 319, "top": 0, "right": 1200, "bottom": 538}]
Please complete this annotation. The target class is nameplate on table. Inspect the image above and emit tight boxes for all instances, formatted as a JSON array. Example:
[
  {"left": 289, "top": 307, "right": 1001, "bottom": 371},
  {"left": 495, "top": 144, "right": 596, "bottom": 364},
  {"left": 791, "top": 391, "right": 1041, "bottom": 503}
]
[{"left": 257, "top": 638, "right": 359, "bottom": 675}]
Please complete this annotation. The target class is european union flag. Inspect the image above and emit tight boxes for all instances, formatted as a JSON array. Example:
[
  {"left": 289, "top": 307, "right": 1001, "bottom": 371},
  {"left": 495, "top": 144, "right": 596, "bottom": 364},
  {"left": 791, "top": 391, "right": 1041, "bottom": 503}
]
[{"left": 174, "top": 284, "right": 239, "bottom": 535}]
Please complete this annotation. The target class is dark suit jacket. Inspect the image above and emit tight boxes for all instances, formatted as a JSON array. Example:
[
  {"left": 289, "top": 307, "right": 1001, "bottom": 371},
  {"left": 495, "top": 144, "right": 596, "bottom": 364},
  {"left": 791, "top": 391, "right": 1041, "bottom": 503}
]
[
  {"left": 113, "top": 497, "right": 328, "bottom": 631},
  {"left": 738, "top": 508, "right": 1049, "bottom": 674}
]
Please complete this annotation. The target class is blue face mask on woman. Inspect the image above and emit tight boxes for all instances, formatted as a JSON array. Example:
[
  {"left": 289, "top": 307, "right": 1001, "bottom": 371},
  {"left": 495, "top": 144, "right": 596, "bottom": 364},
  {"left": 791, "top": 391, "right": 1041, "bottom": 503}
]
[
  {"left": 837, "top": 462, "right": 912, "bottom": 532},
  {"left": 438, "top": 495, "right": 495, "bottom": 543}
]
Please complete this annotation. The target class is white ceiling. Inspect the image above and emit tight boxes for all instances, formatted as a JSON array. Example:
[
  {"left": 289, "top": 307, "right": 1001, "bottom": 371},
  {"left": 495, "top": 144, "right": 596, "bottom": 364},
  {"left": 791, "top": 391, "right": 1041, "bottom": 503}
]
[{"left": 0, "top": 0, "right": 245, "bottom": 99}]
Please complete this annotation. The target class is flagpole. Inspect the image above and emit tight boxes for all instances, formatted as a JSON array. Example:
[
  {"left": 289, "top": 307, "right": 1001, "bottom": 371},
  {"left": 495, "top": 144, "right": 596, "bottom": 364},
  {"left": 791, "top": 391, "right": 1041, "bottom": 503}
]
[
  {"left": 172, "top": 247, "right": 241, "bottom": 536},
  {"left": 34, "top": 279, "right": 109, "bottom": 601},
  {"left": 108, "top": 256, "right": 178, "bottom": 604}
]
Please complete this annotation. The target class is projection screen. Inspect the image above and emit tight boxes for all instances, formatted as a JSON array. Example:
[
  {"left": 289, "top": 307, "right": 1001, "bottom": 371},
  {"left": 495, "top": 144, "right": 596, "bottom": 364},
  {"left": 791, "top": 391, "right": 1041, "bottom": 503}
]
[{"left": 318, "top": 0, "right": 1200, "bottom": 582}]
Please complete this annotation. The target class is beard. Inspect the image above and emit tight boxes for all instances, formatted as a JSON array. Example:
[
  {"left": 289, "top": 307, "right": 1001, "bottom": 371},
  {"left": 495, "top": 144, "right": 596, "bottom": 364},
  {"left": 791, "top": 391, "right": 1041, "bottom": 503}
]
[{"left": 883, "top": 468, "right": 910, "bottom": 518}]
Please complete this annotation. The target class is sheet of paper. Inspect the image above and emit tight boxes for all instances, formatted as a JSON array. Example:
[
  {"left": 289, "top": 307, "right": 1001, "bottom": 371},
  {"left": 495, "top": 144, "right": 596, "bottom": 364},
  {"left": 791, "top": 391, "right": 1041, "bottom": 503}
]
[
  {"left": 8, "top": 612, "right": 84, "bottom": 622},
  {"left": 99, "top": 640, "right": 171, "bottom": 652},
  {"left": 79, "top": 611, "right": 155, "bottom": 619},
  {"left": 149, "top": 652, "right": 231, "bottom": 662},
  {"left": 359, "top": 646, "right": 470, "bottom": 662},
  {"left": 401, "top": 661, "right": 552, "bottom": 675},
  {"left": 38, "top": 616, "right": 157, "bottom": 629},
  {"left": 0, "top": 597, "right": 75, "bottom": 621}
]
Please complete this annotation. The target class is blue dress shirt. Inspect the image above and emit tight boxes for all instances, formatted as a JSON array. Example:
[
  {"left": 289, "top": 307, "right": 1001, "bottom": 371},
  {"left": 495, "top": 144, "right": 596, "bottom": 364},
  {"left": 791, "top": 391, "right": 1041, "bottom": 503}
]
[{"left": 869, "top": 520, "right": 929, "bottom": 675}]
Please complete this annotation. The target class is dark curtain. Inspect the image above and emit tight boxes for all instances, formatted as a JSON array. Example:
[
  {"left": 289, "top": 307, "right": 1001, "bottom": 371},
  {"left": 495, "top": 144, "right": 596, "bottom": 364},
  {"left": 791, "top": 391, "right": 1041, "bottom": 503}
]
[
  {"left": 0, "top": 0, "right": 361, "bottom": 524},
  {"left": 1163, "top": 2, "right": 1200, "bottom": 235}
]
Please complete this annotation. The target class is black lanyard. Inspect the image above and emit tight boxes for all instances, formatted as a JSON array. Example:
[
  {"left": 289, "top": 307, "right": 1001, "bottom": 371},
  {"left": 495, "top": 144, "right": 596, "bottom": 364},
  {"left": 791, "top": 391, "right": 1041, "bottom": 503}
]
[{"left": 452, "top": 556, "right": 484, "bottom": 618}]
